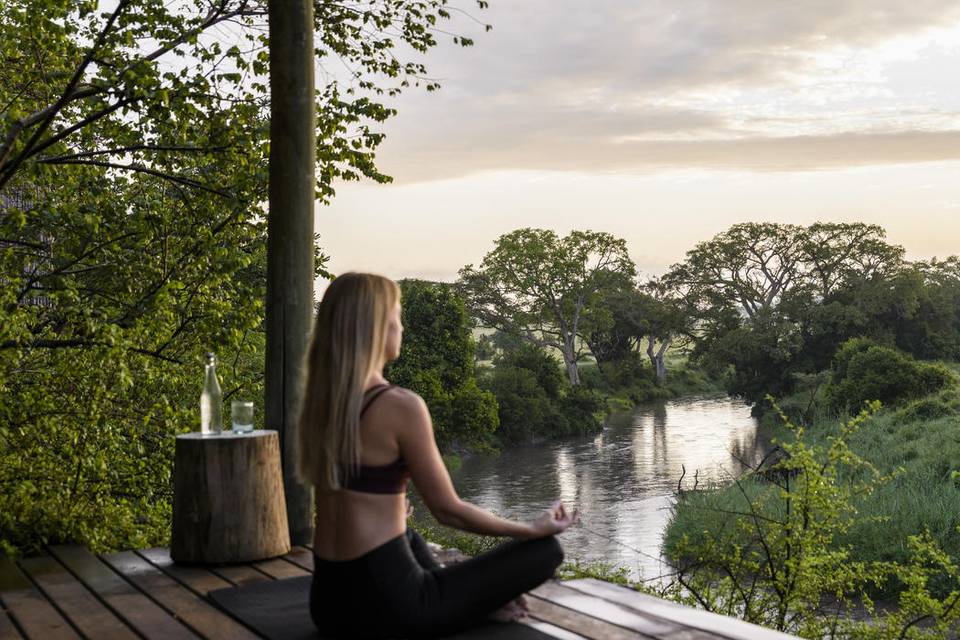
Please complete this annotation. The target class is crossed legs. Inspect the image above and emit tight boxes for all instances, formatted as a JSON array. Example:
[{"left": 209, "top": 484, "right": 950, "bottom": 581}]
[{"left": 402, "top": 528, "right": 564, "bottom": 637}]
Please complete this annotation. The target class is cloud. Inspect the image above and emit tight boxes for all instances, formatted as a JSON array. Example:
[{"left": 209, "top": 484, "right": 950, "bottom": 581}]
[
  {"left": 378, "top": 129, "right": 960, "bottom": 182},
  {"left": 357, "top": 0, "right": 960, "bottom": 182},
  {"left": 429, "top": 0, "right": 960, "bottom": 96}
]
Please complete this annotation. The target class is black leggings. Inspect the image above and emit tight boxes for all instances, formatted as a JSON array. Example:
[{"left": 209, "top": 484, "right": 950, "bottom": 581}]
[{"left": 309, "top": 528, "right": 564, "bottom": 639}]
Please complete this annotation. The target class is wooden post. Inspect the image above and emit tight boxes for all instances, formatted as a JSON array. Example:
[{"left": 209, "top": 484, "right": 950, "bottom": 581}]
[{"left": 266, "top": 0, "right": 315, "bottom": 545}]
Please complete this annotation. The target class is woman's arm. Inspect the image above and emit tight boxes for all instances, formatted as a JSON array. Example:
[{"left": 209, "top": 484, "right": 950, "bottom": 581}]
[{"left": 394, "top": 389, "right": 536, "bottom": 539}]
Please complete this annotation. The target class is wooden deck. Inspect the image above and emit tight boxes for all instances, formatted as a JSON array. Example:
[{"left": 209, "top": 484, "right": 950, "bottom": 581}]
[{"left": 0, "top": 544, "right": 798, "bottom": 639}]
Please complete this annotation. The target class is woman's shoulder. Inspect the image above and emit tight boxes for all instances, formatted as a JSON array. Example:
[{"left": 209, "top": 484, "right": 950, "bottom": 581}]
[
  {"left": 383, "top": 384, "right": 423, "bottom": 404},
  {"left": 381, "top": 384, "right": 429, "bottom": 415}
]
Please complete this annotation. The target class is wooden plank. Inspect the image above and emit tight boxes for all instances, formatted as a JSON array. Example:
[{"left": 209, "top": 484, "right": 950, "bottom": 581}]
[
  {"left": 100, "top": 551, "right": 259, "bottom": 640},
  {"left": 563, "top": 579, "right": 799, "bottom": 640},
  {"left": 279, "top": 546, "right": 313, "bottom": 572},
  {"left": 18, "top": 556, "right": 136, "bottom": 640},
  {"left": 0, "top": 607, "right": 21, "bottom": 640},
  {"left": 135, "top": 548, "right": 232, "bottom": 596},
  {"left": 531, "top": 581, "right": 702, "bottom": 639},
  {"left": 522, "top": 619, "right": 590, "bottom": 640},
  {"left": 251, "top": 557, "right": 310, "bottom": 579},
  {"left": 208, "top": 565, "right": 272, "bottom": 587},
  {"left": 526, "top": 593, "right": 649, "bottom": 639},
  {"left": 48, "top": 545, "right": 197, "bottom": 640},
  {"left": 0, "top": 556, "right": 79, "bottom": 640}
]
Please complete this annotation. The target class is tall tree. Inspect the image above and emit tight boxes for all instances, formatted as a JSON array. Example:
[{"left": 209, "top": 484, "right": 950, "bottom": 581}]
[
  {"left": 663, "top": 222, "right": 807, "bottom": 321},
  {"left": 663, "top": 221, "right": 907, "bottom": 404},
  {"left": 584, "top": 280, "right": 646, "bottom": 369},
  {"left": 799, "top": 222, "right": 905, "bottom": 301},
  {"left": 458, "top": 228, "right": 636, "bottom": 385},
  {"left": 0, "top": 0, "right": 490, "bottom": 553},
  {"left": 639, "top": 279, "right": 692, "bottom": 383}
]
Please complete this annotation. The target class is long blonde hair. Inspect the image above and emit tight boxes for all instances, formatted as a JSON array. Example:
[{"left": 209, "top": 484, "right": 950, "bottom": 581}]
[{"left": 297, "top": 272, "right": 401, "bottom": 492}]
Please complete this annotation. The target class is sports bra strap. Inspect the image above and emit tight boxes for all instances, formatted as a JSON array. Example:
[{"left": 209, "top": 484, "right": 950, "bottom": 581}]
[{"left": 359, "top": 383, "right": 393, "bottom": 417}]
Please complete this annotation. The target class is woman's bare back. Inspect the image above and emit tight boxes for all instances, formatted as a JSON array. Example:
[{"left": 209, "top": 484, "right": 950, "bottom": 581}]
[{"left": 312, "top": 386, "right": 410, "bottom": 560}]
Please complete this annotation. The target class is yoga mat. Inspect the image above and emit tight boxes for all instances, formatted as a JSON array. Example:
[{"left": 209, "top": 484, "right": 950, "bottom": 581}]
[{"left": 208, "top": 576, "right": 555, "bottom": 639}]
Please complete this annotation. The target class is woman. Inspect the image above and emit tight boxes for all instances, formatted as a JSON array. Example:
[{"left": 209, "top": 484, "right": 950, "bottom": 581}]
[{"left": 298, "top": 272, "right": 579, "bottom": 639}]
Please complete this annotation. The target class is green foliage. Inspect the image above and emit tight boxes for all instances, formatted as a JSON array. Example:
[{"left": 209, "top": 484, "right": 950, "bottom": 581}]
[
  {"left": 481, "top": 355, "right": 566, "bottom": 442},
  {"left": 410, "top": 513, "right": 503, "bottom": 557},
  {"left": 827, "top": 339, "right": 956, "bottom": 412},
  {"left": 662, "top": 401, "right": 893, "bottom": 635},
  {"left": 459, "top": 228, "right": 636, "bottom": 385},
  {"left": 596, "top": 352, "right": 649, "bottom": 389},
  {"left": 386, "top": 280, "right": 498, "bottom": 451},
  {"left": 893, "top": 396, "right": 959, "bottom": 425},
  {"left": 474, "top": 333, "right": 496, "bottom": 361},
  {"left": 0, "top": 1, "right": 488, "bottom": 554},
  {"left": 558, "top": 385, "right": 605, "bottom": 433},
  {"left": 661, "top": 400, "right": 960, "bottom": 638},
  {"left": 701, "top": 314, "right": 805, "bottom": 405},
  {"left": 478, "top": 342, "right": 603, "bottom": 442},
  {"left": 664, "top": 222, "right": 960, "bottom": 407}
]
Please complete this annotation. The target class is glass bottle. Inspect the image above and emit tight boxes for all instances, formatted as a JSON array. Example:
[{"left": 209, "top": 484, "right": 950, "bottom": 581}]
[{"left": 200, "top": 352, "right": 223, "bottom": 435}]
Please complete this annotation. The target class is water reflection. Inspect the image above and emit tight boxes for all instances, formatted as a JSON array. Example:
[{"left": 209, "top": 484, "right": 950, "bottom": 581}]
[{"left": 421, "top": 394, "right": 769, "bottom": 581}]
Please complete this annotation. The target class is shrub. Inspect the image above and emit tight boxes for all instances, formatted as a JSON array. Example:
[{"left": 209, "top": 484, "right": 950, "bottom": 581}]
[
  {"left": 599, "top": 353, "right": 649, "bottom": 389},
  {"left": 893, "top": 397, "right": 958, "bottom": 424},
  {"left": 558, "top": 386, "right": 605, "bottom": 435},
  {"left": 479, "top": 342, "right": 603, "bottom": 441},
  {"left": 827, "top": 339, "right": 956, "bottom": 412}
]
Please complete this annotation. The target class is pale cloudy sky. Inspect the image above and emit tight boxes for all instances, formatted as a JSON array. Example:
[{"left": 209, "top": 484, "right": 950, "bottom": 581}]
[{"left": 317, "top": 0, "right": 960, "bottom": 285}]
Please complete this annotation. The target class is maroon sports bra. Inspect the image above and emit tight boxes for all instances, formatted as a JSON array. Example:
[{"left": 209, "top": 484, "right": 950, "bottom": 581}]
[{"left": 339, "top": 383, "right": 410, "bottom": 494}]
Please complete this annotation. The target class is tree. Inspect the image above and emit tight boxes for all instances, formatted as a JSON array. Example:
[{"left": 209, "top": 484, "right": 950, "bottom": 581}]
[
  {"left": 582, "top": 277, "right": 690, "bottom": 385},
  {"left": 0, "top": 0, "right": 490, "bottom": 554},
  {"left": 583, "top": 278, "right": 645, "bottom": 369},
  {"left": 479, "top": 341, "right": 604, "bottom": 442},
  {"left": 663, "top": 223, "right": 807, "bottom": 322},
  {"left": 799, "top": 222, "right": 904, "bottom": 301},
  {"left": 897, "top": 257, "right": 960, "bottom": 360},
  {"left": 474, "top": 333, "right": 496, "bottom": 361},
  {"left": 458, "top": 228, "right": 636, "bottom": 385},
  {"left": 385, "top": 280, "right": 499, "bottom": 451},
  {"left": 664, "top": 222, "right": 908, "bottom": 404},
  {"left": 663, "top": 222, "right": 903, "bottom": 322},
  {"left": 0, "top": 1, "right": 491, "bottom": 198},
  {"left": 638, "top": 278, "right": 695, "bottom": 384}
]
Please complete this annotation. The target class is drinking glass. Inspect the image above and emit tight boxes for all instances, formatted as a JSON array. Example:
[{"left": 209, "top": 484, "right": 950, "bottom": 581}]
[{"left": 231, "top": 400, "right": 255, "bottom": 434}]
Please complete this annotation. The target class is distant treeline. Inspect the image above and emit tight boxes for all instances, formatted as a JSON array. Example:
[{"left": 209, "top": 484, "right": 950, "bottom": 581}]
[{"left": 419, "top": 222, "right": 960, "bottom": 440}]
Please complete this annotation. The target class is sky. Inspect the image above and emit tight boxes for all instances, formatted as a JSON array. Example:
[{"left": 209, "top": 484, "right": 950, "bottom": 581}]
[{"left": 317, "top": 0, "right": 960, "bottom": 287}]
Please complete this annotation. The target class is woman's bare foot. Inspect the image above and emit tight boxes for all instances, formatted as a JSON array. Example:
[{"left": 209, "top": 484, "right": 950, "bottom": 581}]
[{"left": 487, "top": 595, "right": 530, "bottom": 623}]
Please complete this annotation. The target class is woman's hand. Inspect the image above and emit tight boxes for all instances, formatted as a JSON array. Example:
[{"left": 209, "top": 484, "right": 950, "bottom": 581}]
[{"left": 525, "top": 500, "right": 579, "bottom": 538}]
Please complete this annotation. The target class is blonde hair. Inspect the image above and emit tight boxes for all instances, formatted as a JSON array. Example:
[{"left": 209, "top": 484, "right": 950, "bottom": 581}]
[{"left": 297, "top": 272, "right": 401, "bottom": 492}]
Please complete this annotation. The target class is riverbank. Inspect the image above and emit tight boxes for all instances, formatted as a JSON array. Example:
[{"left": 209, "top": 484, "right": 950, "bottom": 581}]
[
  {"left": 443, "top": 357, "right": 726, "bottom": 463},
  {"left": 664, "top": 381, "right": 960, "bottom": 599}
]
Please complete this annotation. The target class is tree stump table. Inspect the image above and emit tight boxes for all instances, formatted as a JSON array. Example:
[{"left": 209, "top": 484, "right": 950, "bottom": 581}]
[{"left": 171, "top": 430, "right": 291, "bottom": 564}]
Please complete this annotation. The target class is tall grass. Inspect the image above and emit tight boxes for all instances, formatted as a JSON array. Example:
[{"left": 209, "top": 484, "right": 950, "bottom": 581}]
[{"left": 664, "top": 381, "right": 960, "bottom": 597}]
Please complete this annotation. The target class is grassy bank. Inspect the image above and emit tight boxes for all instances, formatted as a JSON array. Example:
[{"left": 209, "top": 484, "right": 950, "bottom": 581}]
[{"left": 663, "top": 380, "right": 960, "bottom": 598}]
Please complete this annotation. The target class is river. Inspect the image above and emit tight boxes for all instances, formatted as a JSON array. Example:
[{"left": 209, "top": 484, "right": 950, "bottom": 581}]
[{"left": 437, "top": 394, "right": 770, "bottom": 581}]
